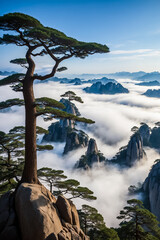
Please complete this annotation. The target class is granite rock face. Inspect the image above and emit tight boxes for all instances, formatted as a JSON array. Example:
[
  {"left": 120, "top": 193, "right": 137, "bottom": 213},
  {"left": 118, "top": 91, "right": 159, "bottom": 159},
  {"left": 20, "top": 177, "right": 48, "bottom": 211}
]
[
  {"left": 42, "top": 98, "right": 80, "bottom": 143},
  {"left": 76, "top": 138, "right": 105, "bottom": 169},
  {"left": 0, "top": 191, "right": 20, "bottom": 240},
  {"left": 4, "top": 183, "right": 89, "bottom": 240},
  {"left": 111, "top": 132, "right": 146, "bottom": 167},
  {"left": 143, "top": 160, "right": 160, "bottom": 221},
  {"left": 83, "top": 82, "right": 129, "bottom": 94},
  {"left": 63, "top": 130, "right": 89, "bottom": 154},
  {"left": 0, "top": 183, "right": 89, "bottom": 240},
  {"left": 139, "top": 123, "right": 150, "bottom": 146},
  {"left": 43, "top": 98, "right": 90, "bottom": 154},
  {"left": 149, "top": 126, "right": 160, "bottom": 148},
  {"left": 126, "top": 133, "right": 145, "bottom": 166},
  {"left": 138, "top": 124, "right": 160, "bottom": 149},
  {"left": 15, "top": 184, "right": 62, "bottom": 240}
]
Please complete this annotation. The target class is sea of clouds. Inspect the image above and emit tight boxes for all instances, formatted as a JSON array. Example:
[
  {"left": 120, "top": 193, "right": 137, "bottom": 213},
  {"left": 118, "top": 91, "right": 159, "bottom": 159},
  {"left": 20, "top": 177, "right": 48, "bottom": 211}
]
[{"left": 0, "top": 76, "right": 160, "bottom": 227}]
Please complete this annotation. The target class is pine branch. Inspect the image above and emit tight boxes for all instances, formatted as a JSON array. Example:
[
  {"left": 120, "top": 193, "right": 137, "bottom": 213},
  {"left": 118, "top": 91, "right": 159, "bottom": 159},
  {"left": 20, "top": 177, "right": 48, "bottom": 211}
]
[
  {"left": 0, "top": 98, "right": 24, "bottom": 109},
  {"left": 36, "top": 106, "right": 95, "bottom": 124}
]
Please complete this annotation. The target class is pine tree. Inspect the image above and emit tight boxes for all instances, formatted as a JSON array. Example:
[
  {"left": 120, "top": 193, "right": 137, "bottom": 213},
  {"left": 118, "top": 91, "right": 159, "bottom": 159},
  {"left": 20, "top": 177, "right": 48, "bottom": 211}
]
[
  {"left": 78, "top": 204, "right": 119, "bottom": 240},
  {"left": 0, "top": 12, "right": 109, "bottom": 184},
  {"left": 61, "top": 91, "right": 83, "bottom": 103},
  {"left": 117, "top": 199, "right": 160, "bottom": 240}
]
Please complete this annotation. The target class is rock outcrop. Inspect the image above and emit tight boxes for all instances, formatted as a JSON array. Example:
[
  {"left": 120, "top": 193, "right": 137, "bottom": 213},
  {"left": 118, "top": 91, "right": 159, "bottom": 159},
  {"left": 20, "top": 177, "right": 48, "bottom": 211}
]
[
  {"left": 0, "top": 183, "right": 89, "bottom": 240},
  {"left": 42, "top": 98, "right": 90, "bottom": 154},
  {"left": 42, "top": 98, "right": 80, "bottom": 143},
  {"left": 138, "top": 124, "right": 160, "bottom": 149},
  {"left": 0, "top": 191, "right": 20, "bottom": 240},
  {"left": 138, "top": 123, "right": 150, "bottom": 146},
  {"left": 63, "top": 130, "right": 89, "bottom": 154},
  {"left": 126, "top": 133, "right": 145, "bottom": 166},
  {"left": 75, "top": 138, "right": 105, "bottom": 169},
  {"left": 111, "top": 132, "right": 146, "bottom": 167},
  {"left": 83, "top": 82, "right": 129, "bottom": 94},
  {"left": 142, "top": 160, "right": 160, "bottom": 221},
  {"left": 149, "top": 126, "right": 160, "bottom": 148}
]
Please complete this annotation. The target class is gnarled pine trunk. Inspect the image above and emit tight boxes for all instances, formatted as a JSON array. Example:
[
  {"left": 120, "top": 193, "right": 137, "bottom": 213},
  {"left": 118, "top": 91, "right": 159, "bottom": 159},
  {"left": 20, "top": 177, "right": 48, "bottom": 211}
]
[{"left": 21, "top": 48, "right": 38, "bottom": 184}]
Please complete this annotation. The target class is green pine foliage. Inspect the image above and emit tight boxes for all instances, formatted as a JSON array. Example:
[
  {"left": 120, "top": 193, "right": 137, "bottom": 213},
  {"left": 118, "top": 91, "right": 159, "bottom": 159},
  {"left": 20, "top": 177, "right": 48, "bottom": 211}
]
[
  {"left": 0, "top": 12, "right": 109, "bottom": 184},
  {"left": 38, "top": 167, "right": 96, "bottom": 201},
  {"left": 61, "top": 91, "right": 84, "bottom": 103},
  {"left": 78, "top": 204, "right": 119, "bottom": 240},
  {"left": 0, "top": 73, "right": 25, "bottom": 87},
  {"left": 116, "top": 199, "right": 160, "bottom": 240},
  {"left": 0, "top": 98, "right": 24, "bottom": 109}
]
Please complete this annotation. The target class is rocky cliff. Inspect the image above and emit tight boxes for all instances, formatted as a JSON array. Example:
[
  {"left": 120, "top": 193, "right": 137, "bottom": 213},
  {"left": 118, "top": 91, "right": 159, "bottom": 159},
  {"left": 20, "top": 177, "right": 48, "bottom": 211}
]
[
  {"left": 75, "top": 138, "right": 105, "bottom": 169},
  {"left": 142, "top": 160, "right": 160, "bottom": 221},
  {"left": 137, "top": 123, "right": 160, "bottom": 149},
  {"left": 111, "top": 132, "right": 146, "bottom": 167},
  {"left": 83, "top": 82, "right": 129, "bottom": 94},
  {"left": 43, "top": 98, "right": 90, "bottom": 154},
  {"left": 42, "top": 98, "right": 80, "bottom": 143},
  {"left": 138, "top": 123, "right": 150, "bottom": 146},
  {"left": 149, "top": 126, "right": 160, "bottom": 148},
  {"left": 63, "top": 130, "right": 89, "bottom": 155},
  {"left": 0, "top": 183, "right": 89, "bottom": 240}
]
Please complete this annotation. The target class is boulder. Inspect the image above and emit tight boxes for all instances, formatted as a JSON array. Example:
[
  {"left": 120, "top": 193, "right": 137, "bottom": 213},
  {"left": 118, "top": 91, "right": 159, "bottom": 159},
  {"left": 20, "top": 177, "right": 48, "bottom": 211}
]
[
  {"left": 0, "top": 183, "right": 89, "bottom": 240},
  {"left": 56, "top": 195, "right": 72, "bottom": 224},
  {"left": 15, "top": 183, "right": 62, "bottom": 240},
  {"left": 69, "top": 201, "right": 80, "bottom": 228}
]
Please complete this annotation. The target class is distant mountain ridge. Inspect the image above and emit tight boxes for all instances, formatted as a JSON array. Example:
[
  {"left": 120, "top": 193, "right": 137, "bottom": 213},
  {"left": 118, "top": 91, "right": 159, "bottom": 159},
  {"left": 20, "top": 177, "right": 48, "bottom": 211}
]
[
  {"left": 142, "top": 89, "right": 160, "bottom": 98},
  {"left": 0, "top": 71, "right": 17, "bottom": 76},
  {"left": 83, "top": 82, "right": 129, "bottom": 94},
  {"left": 59, "top": 71, "right": 160, "bottom": 82},
  {"left": 136, "top": 81, "right": 160, "bottom": 86},
  {"left": 39, "top": 76, "right": 117, "bottom": 85}
]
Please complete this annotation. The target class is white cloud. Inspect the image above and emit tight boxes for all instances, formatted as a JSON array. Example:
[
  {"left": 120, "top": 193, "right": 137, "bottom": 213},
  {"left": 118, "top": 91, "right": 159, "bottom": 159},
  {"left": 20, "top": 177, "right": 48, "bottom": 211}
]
[{"left": 1, "top": 78, "right": 160, "bottom": 228}]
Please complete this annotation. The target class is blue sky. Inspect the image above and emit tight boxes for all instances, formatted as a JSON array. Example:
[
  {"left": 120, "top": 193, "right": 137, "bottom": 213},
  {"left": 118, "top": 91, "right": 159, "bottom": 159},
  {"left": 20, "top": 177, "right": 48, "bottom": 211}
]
[{"left": 1, "top": 0, "right": 160, "bottom": 74}]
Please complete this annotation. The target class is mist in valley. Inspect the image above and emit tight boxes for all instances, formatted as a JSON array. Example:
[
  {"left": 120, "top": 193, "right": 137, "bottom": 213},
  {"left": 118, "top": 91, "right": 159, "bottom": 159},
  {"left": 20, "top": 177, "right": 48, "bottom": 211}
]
[{"left": 0, "top": 76, "right": 160, "bottom": 227}]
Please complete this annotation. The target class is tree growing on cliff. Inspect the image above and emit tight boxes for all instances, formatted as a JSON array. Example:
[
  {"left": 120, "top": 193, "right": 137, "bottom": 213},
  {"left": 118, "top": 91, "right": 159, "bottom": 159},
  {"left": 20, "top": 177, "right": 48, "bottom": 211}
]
[
  {"left": 117, "top": 199, "right": 160, "bottom": 240},
  {"left": 61, "top": 91, "right": 83, "bottom": 103},
  {"left": 0, "top": 12, "right": 109, "bottom": 184},
  {"left": 78, "top": 204, "right": 119, "bottom": 240},
  {"left": 38, "top": 167, "right": 96, "bottom": 201},
  {"left": 37, "top": 167, "right": 67, "bottom": 192}
]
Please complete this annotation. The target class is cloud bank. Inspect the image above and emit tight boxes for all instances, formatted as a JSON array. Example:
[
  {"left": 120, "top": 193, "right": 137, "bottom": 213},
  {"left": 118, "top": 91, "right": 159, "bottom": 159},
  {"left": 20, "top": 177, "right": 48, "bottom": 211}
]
[{"left": 0, "top": 77, "right": 160, "bottom": 227}]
